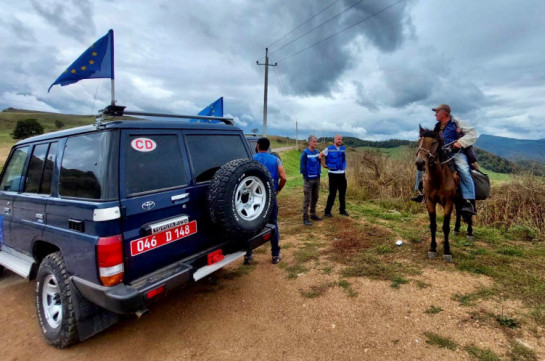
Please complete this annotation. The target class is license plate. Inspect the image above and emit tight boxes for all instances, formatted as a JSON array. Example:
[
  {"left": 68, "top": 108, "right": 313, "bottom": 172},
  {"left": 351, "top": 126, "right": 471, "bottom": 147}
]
[{"left": 130, "top": 220, "right": 197, "bottom": 256}]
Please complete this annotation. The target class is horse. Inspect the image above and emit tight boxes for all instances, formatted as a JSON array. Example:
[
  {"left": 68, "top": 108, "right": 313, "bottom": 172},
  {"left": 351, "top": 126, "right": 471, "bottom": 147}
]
[{"left": 415, "top": 126, "right": 474, "bottom": 261}]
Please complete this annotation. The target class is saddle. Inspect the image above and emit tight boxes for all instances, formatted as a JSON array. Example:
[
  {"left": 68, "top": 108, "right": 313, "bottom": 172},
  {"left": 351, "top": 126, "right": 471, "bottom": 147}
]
[{"left": 440, "top": 148, "right": 490, "bottom": 200}]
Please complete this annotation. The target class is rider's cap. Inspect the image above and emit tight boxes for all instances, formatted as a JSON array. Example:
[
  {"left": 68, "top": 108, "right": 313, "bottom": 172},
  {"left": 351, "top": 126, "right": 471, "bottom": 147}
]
[{"left": 432, "top": 104, "right": 451, "bottom": 113}]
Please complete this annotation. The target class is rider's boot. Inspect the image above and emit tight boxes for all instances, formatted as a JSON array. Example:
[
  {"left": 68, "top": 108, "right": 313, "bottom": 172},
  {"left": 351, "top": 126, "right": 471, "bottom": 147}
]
[
  {"left": 461, "top": 199, "right": 477, "bottom": 215},
  {"left": 411, "top": 190, "right": 424, "bottom": 202}
]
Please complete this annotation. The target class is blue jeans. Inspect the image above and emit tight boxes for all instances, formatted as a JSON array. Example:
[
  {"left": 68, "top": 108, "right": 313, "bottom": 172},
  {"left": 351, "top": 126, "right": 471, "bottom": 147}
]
[
  {"left": 246, "top": 199, "right": 280, "bottom": 258},
  {"left": 452, "top": 152, "right": 475, "bottom": 199},
  {"left": 415, "top": 170, "right": 423, "bottom": 190}
]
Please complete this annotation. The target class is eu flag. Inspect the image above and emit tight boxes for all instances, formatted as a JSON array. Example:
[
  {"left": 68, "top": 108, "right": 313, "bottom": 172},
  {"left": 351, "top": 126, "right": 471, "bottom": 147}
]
[
  {"left": 198, "top": 97, "right": 223, "bottom": 117},
  {"left": 48, "top": 29, "right": 114, "bottom": 92},
  {"left": 190, "top": 97, "right": 223, "bottom": 123}
]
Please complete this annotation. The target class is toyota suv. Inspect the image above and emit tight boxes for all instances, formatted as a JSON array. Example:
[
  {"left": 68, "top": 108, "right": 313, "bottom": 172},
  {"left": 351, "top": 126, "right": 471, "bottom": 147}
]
[{"left": 0, "top": 105, "right": 275, "bottom": 348}]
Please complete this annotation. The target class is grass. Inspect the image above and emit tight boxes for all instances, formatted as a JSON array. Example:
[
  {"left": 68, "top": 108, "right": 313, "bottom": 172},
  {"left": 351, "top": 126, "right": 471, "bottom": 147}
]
[
  {"left": 464, "top": 345, "right": 502, "bottom": 361},
  {"left": 424, "top": 305, "right": 443, "bottom": 314},
  {"left": 423, "top": 331, "right": 458, "bottom": 350}
]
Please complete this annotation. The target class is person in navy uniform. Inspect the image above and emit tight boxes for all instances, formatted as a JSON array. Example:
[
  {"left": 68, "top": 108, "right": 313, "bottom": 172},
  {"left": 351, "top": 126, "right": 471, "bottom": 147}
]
[
  {"left": 245, "top": 137, "right": 287, "bottom": 264},
  {"left": 320, "top": 134, "right": 349, "bottom": 218},
  {"left": 300, "top": 135, "right": 322, "bottom": 226}
]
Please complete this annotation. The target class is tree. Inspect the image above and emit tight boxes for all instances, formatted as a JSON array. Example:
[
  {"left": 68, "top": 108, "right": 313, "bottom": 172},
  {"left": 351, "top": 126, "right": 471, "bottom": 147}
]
[
  {"left": 251, "top": 128, "right": 259, "bottom": 134},
  {"left": 11, "top": 118, "right": 44, "bottom": 139},
  {"left": 55, "top": 120, "right": 65, "bottom": 129}
]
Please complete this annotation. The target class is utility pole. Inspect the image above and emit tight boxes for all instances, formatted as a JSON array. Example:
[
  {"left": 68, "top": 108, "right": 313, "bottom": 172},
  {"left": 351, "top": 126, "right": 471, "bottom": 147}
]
[{"left": 256, "top": 48, "right": 277, "bottom": 136}]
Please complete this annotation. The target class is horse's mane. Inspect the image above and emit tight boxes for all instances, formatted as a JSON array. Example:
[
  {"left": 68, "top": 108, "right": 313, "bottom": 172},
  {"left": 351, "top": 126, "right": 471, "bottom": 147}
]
[{"left": 421, "top": 128, "right": 436, "bottom": 138}]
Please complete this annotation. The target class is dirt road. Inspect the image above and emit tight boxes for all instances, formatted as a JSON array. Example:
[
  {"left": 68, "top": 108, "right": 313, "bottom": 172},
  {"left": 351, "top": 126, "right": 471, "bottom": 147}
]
[{"left": 2, "top": 231, "right": 542, "bottom": 361}]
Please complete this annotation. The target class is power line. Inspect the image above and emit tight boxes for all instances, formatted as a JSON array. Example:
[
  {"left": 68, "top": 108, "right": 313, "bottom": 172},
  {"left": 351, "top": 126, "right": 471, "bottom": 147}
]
[
  {"left": 267, "top": 0, "right": 341, "bottom": 50},
  {"left": 276, "top": 0, "right": 405, "bottom": 63},
  {"left": 273, "top": 66, "right": 288, "bottom": 94},
  {"left": 269, "top": 0, "right": 368, "bottom": 57}
]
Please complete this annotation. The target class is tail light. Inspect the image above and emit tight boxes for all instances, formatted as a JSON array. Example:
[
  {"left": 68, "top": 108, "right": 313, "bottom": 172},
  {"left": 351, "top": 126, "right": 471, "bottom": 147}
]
[{"left": 97, "top": 234, "right": 124, "bottom": 286}]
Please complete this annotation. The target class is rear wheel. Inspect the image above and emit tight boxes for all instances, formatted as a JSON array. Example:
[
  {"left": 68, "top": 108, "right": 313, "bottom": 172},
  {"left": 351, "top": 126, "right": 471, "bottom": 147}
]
[{"left": 36, "top": 252, "right": 78, "bottom": 348}]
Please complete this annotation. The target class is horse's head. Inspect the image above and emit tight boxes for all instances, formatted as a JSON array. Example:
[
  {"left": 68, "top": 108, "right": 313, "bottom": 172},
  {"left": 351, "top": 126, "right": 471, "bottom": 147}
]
[{"left": 415, "top": 125, "right": 441, "bottom": 171}]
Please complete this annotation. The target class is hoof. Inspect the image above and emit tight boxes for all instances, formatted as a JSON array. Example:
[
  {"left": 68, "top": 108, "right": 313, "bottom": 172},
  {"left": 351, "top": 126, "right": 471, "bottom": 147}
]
[
  {"left": 443, "top": 254, "right": 453, "bottom": 262},
  {"left": 466, "top": 235, "right": 475, "bottom": 242},
  {"left": 428, "top": 251, "right": 438, "bottom": 259},
  {"left": 453, "top": 230, "right": 460, "bottom": 236}
]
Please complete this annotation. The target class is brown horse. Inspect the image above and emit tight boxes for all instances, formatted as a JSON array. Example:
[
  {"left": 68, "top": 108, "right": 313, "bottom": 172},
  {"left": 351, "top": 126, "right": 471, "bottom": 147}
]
[{"left": 415, "top": 126, "right": 473, "bottom": 261}]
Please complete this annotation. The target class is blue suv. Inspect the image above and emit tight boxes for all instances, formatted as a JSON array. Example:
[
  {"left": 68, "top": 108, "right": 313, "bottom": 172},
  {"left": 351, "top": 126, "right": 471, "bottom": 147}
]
[{"left": 0, "top": 106, "right": 275, "bottom": 347}]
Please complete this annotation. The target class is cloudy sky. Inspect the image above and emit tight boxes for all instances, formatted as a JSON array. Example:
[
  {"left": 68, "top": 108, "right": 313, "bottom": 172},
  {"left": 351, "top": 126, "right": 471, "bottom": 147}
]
[{"left": 1, "top": 0, "right": 544, "bottom": 141}]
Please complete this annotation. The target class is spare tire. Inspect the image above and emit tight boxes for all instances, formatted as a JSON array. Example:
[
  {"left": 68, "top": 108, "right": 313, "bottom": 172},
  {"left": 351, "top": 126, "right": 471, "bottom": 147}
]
[{"left": 207, "top": 158, "right": 275, "bottom": 238}]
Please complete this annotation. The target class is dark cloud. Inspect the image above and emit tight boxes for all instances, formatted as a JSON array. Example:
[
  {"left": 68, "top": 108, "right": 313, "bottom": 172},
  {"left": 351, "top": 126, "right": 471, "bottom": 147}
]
[
  {"left": 30, "top": 0, "right": 96, "bottom": 43},
  {"left": 267, "top": 0, "right": 411, "bottom": 96}
]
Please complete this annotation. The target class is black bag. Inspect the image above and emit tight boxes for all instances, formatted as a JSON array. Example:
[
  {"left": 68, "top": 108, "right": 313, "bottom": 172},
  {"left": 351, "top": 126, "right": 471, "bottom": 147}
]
[{"left": 471, "top": 169, "right": 490, "bottom": 200}]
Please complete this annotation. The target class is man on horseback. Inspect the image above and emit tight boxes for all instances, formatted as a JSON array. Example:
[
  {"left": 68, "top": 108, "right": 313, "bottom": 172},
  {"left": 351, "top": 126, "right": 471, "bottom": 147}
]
[{"left": 427, "top": 104, "right": 478, "bottom": 214}]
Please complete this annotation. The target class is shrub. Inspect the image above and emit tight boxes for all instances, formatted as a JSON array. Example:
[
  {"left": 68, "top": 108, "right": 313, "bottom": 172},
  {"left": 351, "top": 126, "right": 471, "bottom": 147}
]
[{"left": 11, "top": 118, "right": 44, "bottom": 139}]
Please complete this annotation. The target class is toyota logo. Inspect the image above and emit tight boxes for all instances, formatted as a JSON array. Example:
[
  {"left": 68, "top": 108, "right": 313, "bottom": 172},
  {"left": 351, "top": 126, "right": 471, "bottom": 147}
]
[{"left": 142, "top": 201, "right": 156, "bottom": 211}]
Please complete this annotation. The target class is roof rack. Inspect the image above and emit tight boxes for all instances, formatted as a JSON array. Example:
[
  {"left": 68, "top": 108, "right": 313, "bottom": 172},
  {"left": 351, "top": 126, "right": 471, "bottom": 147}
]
[{"left": 95, "top": 104, "right": 235, "bottom": 128}]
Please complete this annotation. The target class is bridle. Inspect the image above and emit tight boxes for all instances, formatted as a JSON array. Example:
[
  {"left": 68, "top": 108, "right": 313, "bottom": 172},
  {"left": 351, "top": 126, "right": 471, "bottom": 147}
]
[{"left": 416, "top": 137, "right": 438, "bottom": 162}]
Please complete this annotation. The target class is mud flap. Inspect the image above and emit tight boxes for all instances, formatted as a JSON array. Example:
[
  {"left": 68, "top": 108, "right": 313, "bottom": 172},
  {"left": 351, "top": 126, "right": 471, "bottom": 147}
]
[{"left": 70, "top": 282, "right": 119, "bottom": 341}]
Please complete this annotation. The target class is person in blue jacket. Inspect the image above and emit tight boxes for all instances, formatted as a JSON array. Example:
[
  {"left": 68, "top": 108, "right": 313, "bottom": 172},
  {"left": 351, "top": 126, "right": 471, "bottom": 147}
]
[
  {"left": 245, "top": 137, "right": 287, "bottom": 265},
  {"left": 320, "top": 134, "right": 349, "bottom": 217},
  {"left": 300, "top": 135, "right": 322, "bottom": 226}
]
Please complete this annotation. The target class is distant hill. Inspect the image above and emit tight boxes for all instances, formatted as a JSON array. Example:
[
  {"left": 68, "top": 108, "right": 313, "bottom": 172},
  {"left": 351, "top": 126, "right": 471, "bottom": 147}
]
[
  {"left": 475, "top": 134, "right": 545, "bottom": 163},
  {"left": 317, "top": 136, "right": 413, "bottom": 148}
]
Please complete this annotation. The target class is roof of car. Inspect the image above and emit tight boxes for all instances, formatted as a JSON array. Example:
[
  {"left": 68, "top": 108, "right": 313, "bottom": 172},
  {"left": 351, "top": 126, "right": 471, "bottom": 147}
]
[{"left": 16, "top": 119, "right": 242, "bottom": 145}]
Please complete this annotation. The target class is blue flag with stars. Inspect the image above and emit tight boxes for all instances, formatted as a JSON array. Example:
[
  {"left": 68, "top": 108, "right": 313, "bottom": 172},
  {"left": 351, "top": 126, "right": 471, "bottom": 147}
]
[
  {"left": 191, "top": 97, "right": 223, "bottom": 123},
  {"left": 198, "top": 97, "right": 223, "bottom": 117},
  {"left": 48, "top": 29, "right": 114, "bottom": 92}
]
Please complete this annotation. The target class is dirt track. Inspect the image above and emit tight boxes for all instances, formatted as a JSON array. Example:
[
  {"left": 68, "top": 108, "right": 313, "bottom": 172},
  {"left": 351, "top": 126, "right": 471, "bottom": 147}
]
[{"left": 2, "top": 231, "right": 543, "bottom": 361}]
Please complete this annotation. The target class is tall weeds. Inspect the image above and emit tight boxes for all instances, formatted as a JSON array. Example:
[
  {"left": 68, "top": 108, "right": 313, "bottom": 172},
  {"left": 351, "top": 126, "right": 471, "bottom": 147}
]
[
  {"left": 479, "top": 174, "right": 545, "bottom": 235},
  {"left": 345, "top": 149, "right": 415, "bottom": 201}
]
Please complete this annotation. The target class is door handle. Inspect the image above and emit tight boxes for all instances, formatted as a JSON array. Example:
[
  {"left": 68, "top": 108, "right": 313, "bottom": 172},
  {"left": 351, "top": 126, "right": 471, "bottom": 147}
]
[
  {"left": 4, "top": 207, "right": 10, "bottom": 215},
  {"left": 171, "top": 193, "right": 189, "bottom": 202},
  {"left": 36, "top": 213, "right": 44, "bottom": 223}
]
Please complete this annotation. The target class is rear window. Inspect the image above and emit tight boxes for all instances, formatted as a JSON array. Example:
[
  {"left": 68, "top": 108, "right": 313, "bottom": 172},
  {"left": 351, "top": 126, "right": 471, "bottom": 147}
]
[
  {"left": 59, "top": 132, "right": 118, "bottom": 200},
  {"left": 124, "top": 134, "right": 189, "bottom": 195},
  {"left": 186, "top": 134, "right": 249, "bottom": 182}
]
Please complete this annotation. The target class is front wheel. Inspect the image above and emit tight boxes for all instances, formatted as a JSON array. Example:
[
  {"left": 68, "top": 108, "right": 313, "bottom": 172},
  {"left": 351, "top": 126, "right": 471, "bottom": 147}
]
[{"left": 36, "top": 252, "right": 78, "bottom": 348}]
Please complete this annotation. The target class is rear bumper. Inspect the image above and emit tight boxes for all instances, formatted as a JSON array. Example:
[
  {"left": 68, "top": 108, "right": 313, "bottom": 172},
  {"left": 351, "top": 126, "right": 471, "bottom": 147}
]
[{"left": 72, "top": 224, "right": 274, "bottom": 314}]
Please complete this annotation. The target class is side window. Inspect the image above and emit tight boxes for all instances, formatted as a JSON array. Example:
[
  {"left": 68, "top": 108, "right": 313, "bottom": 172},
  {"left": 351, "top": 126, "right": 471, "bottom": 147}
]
[
  {"left": 41, "top": 142, "right": 57, "bottom": 195},
  {"left": 0, "top": 147, "right": 29, "bottom": 192},
  {"left": 24, "top": 143, "right": 49, "bottom": 193},
  {"left": 60, "top": 133, "right": 111, "bottom": 199},
  {"left": 186, "top": 135, "right": 249, "bottom": 182},
  {"left": 124, "top": 134, "right": 188, "bottom": 195}
]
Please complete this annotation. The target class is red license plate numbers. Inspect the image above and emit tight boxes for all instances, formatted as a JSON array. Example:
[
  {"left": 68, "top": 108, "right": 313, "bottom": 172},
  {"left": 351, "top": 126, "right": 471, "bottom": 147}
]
[{"left": 130, "top": 220, "right": 197, "bottom": 256}]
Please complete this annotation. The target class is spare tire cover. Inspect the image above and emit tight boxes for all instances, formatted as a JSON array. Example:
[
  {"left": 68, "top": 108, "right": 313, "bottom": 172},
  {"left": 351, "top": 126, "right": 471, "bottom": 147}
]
[{"left": 207, "top": 158, "right": 275, "bottom": 238}]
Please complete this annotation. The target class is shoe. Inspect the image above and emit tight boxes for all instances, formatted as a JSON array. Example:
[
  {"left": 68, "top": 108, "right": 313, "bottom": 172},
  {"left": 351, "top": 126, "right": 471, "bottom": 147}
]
[
  {"left": 272, "top": 255, "right": 282, "bottom": 264},
  {"left": 310, "top": 215, "right": 323, "bottom": 221},
  {"left": 303, "top": 219, "right": 312, "bottom": 226},
  {"left": 243, "top": 255, "right": 253, "bottom": 265},
  {"left": 340, "top": 211, "right": 350, "bottom": 217},
  {"left": 411, "top": 191, "right": 424, "bottom": 202},
  {"left": 461, "top": 200, "right": 477, "bottom": 215},
  {"left": 324, "top": 212, "right": 333, "bottom": 218}
]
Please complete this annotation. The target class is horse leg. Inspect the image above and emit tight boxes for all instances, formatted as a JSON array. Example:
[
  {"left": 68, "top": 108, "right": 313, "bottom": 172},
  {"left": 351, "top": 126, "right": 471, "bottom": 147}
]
[
  {"left": 454, "top": 201, "right": 461, "bottom": 235},
  {"left": 466, "top": 214, "right": 474, "bottom": 242},
  {"left": 428, "top": 211, "right": 438, "bottom": 259},
  {"left": 443, "top": 213, "right": 453, "bottom": 262}
]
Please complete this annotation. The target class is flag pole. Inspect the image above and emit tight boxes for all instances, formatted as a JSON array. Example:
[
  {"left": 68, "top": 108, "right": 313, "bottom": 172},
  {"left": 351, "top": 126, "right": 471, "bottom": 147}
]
[{"left": 110, "top": 29, "right": 115, "bottom": 105}]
